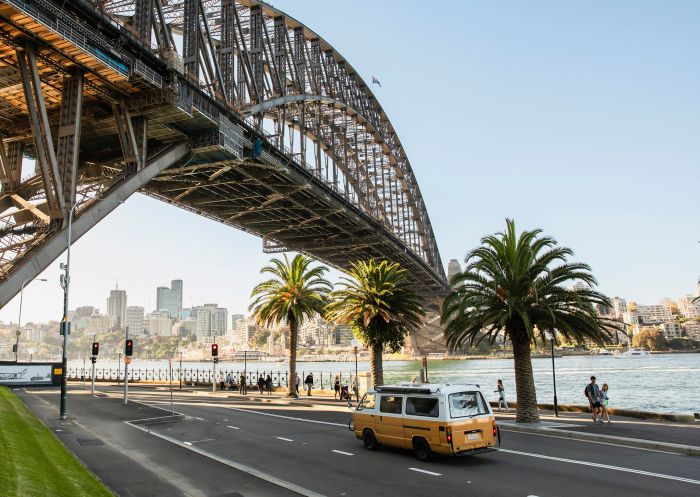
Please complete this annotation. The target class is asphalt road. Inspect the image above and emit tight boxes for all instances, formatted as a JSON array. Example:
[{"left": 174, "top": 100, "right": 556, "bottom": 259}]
[{"left": 117, "top": 388, "right": 700, "bottom": 497}]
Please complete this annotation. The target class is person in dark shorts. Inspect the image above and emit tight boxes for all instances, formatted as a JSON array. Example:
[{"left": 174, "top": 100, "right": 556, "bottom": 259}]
[
  {"left": 334, "top": 375, "right": 341, "bottom": 399},
  {"left": 585, "top": 375, "right": 602, "bottom": 424}
]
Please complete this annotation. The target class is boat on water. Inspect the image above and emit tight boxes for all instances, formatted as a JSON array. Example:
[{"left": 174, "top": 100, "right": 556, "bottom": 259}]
[{"left": 614, "top": 348, "right": 651, "bottom": 358}]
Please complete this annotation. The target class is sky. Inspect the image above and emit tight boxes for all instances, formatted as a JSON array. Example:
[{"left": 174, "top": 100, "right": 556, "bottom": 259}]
[{"left": 1, "top": 0, "right": 698, "bottom": 325}]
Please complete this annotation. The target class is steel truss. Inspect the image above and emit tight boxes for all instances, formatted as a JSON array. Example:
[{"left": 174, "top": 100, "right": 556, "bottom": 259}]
[{"left": 0, "top": 0, "right": 448, "bottom": 309}]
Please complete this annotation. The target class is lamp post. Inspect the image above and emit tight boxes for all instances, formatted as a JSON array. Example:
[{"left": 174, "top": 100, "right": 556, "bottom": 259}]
[
  {"left": 16, "top": 277, "right": 47, "bottom": 362},
  {"left": 178, "top": 348, "right": 184, "bottom": 390},
  {"left": 59, "top": 200, "right": 123, "bottom": 420},
  {"left": 351, "top": 338, "right": 360, "bottom": 401},
  {"left": 543, "top": 329, "right": 559, "bottom": 417}
]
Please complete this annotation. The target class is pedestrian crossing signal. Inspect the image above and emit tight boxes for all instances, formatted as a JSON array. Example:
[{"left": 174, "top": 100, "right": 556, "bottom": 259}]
[
  {"left": 125, "top": 339, "right": 133, "bottom": 357},
  {"left": 211, "top": 343, "right": 219, "bottom": 357}
]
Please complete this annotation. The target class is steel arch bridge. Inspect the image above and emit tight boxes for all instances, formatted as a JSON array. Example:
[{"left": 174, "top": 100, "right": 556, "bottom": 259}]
[{"left": 0, "top": 0, "right": 448, "bottom": 309}]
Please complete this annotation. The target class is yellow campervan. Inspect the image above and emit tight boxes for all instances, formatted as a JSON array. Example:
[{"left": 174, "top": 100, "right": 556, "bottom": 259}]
[{"left": 349, "top": 383, "right": 500, "bottom": 461}]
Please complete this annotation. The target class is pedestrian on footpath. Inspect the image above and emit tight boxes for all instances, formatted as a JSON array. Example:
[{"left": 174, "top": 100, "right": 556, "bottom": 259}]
[
  {"left": 585, "top": 375, "right": 603, "bottom": 424},
  {"left": 265, "top": 374, "right": 273, "bottom": 394},
  {"left": 495, "top": 379, "right": 509, "bottom": 412},
  {"left": 239, "top": 373, "right": 247, "bottom": 395},
  {"left": 334, "top": 375, "right": 341, "bottom": 399},
  {"left": 257, "top": 375, "right": 265, "bottom": 394},
  {"left": 304, "top": 373, "right": 314, "bottom": 396},
  {"left": 600, "top": 383, "right": 611, "bottom": 423},
  {"left": 294, "top": 374, "right": 300, "bottom": 395},
  {"left": 351, "top": 376, "right": 359, "bottom": 401},
  {"left": 225, "top": 372, "right": 232, "bottom": 391},
  {"left": 217, "top": 373, "right": 225, "bottom": 391}
]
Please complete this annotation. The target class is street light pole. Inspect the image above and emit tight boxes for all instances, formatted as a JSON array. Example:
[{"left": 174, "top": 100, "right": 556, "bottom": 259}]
[
  {"left": 544, "top": 329, "right": 559, "bottom": 417},
  {"left": 16, "top": 277, "right": 47, "bottom": 362},
  {"left": 179, "top": 351, "right": 183, "bottom": 390}
]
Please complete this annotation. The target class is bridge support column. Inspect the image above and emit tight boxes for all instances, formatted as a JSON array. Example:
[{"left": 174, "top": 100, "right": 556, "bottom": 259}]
[
  {"left": 0, "top": 141, "right": 23, "bottom": 193},
  {"left": 0, "top": 142, "right": 189, "bottom": 309},
  {"left": 56, "top": 70, "right": 84, "bottom": 223},
  {"left": 113, "top": 100, "right": 145, "bottom": 174},
  {"left": 134, "top": 0, "right": 153, "bottom": 43},
  {"left": 16, "top": 44, "right": 64, "bottom": 218}
]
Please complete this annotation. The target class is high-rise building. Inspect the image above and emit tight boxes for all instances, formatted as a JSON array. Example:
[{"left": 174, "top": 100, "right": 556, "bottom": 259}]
[
  {"left": 634, "top": 304, "right": 673, "bottom": 324},
  {"left": 191, "top": 304, "right": 228, "bottom": 338},
  {"left": 447, "top": 259, "right": 461, "bottom": 283},
  {"left": 125, "top": 306, "right": 145, "bottom": 336},
  {"left": 146, "top": 310, "right": 173, "bottom": 337},
  {"left": 107, "top": 286, "right": 127, "bottom": 330},
  {"left": 232, "top": 318, "right": 257, "bottom": 345},
  {"left": 156, "top": 279, "right": 183, "bottom": 319},
  {"left": 612, "top": 297, "right": 627, "bottom": 321}
]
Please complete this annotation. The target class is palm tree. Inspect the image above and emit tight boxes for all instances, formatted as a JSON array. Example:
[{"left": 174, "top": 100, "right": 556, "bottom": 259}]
[
  {"left": 442, "top": 219, "right": 619, "bottom": 423},
  {"left": 326, "top": 260, "right": 425, "bottom": 387},
  {"left": 249, "top": 254, "right": 331, "bottom": 397}
]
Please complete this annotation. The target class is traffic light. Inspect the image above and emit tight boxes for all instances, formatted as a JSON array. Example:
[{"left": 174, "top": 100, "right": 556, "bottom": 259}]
[
  {"left": 211, "top": 343, "right": 219, "bottom": 357},
  {"left": 91, "top": 342, "right": 99, "bottom": 356},
  {"left": 125, "top": 339, "right": 133, "bottom": 357},
  {"left": 90, "top": 356, "right": 96, "bottom": 364}
]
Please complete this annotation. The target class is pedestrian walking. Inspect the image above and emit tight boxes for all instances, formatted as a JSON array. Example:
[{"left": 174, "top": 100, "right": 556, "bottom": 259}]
[
  {"left": 217, "top": 373, "right": 225, "bottom": 391},
  {"left": 334, "top": 375, "right": 341, "bottom": 399},
  {"left": 294, "top": 374, "right": 301, "bottom": 395},
  {"left": 494, "top": 379, "right": 509, "bottom": 412},
  {"left": 257, "top": 375, "right": 265, "bottom": 394},
  {"left": 585, "top": 375, "right": 603, "bottom": 423},
  {"left": 239, "top": 372, "right": 247, "bottom": 395},
  {"left": 265, "top": 374, "right": 273, "bottom": 394},
  {"left": 304, "top": 373, "right": 314, "bottom": 396},
  {"left": 600, "top": 383, "right": 611, "bottom": 423},
  {"left": 351, "top": 376, "right": 359, "bottom": 401}
]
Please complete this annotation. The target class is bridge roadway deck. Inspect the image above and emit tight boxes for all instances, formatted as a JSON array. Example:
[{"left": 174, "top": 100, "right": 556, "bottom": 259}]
[{"left": 17, "top": 385, "right": 700, "bottom": 497}]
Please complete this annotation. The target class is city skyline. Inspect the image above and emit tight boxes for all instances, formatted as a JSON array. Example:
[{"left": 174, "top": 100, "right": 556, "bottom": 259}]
[{"left": 0, "top": 0, "right": 698, "bottom": 325}]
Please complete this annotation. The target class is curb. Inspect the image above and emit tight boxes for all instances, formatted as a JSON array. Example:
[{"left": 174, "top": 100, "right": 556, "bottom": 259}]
[{"left": 499, "top": 423, "right": 700, "bottom": 457}]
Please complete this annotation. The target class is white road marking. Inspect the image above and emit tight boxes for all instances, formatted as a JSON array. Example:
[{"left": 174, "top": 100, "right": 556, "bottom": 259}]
[
  {"left": 183, "top": 441, "right": 192, "bottom": 446},
  {"left": 408, "top": 467, "right": 442, "bottom": 476},
  {"left": 193, "top": 416, "right": 205, "bottom": 421},
  {"left": 499, "top": 449, "right": 700, "bottom": 485},
  {"left": 225, "top": 407, "right": 346, "bottom": 427},
  {"left": 331, "top": 450, "right": 354, "bottom": 456},
  {"left": 227, "top": 426, "right": 240, "bottom": 430},
  {"left": 276, "top": 436, "right": 294, "bottom": 442},
  {"left": 55, "top": 429, "right": 63, "bottom": 432}
]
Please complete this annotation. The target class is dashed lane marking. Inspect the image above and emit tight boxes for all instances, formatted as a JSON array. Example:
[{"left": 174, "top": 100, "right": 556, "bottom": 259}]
[
  {"left": 193, "top": 416, "right": 205, "bottom": 421},
  {"left": 408, "top": 468, "right": 442, "bottom": 476},
  {"left": 499, "top": 449, "right": 700, "bottom": 485},
  {"left": 331, "top": 450, "right": 354, "bottom": 456},
  {"left": 183, "top": 439, "right": 215, "bottom": 445},
  {"left": 276, "top": 436, "right": 294, "bottom": 442},
  {"left": 227, "top": 426, "right": 240, "bottom": 430}
]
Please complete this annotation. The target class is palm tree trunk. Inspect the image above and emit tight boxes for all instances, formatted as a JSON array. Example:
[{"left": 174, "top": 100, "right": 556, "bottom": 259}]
[
  {"left": 369, "top": 344, "right": 384, "bottom": 388},
  {"left": 511, "top": 331, "right": 540, "bottom": 423},
  {"left": 287, "top": 317, "right": 298, "bottom": 398}
]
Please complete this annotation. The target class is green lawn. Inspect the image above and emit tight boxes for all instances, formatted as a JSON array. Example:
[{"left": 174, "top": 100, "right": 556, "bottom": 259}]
[{"left": 0, "top": 386, "right": 113, "bottom": 497}]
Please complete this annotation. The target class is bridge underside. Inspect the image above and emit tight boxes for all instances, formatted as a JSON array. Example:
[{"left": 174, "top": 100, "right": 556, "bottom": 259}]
[{"left": 0, "top": 0, "right": 448, "bottom": 310}]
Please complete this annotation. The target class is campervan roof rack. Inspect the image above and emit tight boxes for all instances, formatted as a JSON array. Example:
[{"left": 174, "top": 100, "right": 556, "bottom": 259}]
[{"left": 374, "top": 385, "right": 433, "bottom": 394}]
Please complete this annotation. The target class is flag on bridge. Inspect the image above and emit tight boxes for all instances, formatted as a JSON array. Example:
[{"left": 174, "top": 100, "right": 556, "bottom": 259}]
[{"left": 371, "top": 76, "right": 381, "bottom": 87}]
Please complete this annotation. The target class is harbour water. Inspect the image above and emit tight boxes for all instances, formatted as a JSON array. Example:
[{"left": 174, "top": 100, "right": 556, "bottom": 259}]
[{"left": 70, "top": 353, "right": 700, "bottom": 415}]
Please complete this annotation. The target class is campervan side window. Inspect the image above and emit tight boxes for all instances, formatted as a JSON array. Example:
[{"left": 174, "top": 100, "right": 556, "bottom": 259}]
[
  {"left": 379, "top": 395, "right": 403, "bottom": 414},
  {"left": 358, "top": 393, "right": 376, "bottom": 410},
  {"left": 406, "top": 397, "right": 439, "bottom": 418}
]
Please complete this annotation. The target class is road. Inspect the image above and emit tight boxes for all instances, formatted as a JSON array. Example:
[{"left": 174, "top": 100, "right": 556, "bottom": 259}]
[{"left": 113, "top": 387, "right": 700, "bottom": 497}]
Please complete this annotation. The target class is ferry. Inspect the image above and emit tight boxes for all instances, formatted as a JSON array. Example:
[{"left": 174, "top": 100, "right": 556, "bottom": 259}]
[{"left": 614, "top": 348, "right": 651, "bottom": 358}]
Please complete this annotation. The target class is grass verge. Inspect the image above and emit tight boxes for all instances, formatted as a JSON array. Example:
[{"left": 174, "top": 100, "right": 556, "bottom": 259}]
[{"left": 0, "top": 386, "right": 113, "bottom": 497}]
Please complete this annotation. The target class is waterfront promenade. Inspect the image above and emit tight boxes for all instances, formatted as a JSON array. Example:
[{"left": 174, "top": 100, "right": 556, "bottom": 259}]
[{"left": 13, "top": 383, "right": 700, "bottom": 497}]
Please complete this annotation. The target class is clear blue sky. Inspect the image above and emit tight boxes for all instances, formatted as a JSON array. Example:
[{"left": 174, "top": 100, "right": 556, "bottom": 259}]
[{"left": 1, "top": 0, "right": 698, "bottom": 325}]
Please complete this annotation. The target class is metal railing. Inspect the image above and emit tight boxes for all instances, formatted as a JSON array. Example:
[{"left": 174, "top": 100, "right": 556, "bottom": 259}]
[{"left": 68, "top": 367, "right": 359, "bottom": 389}]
